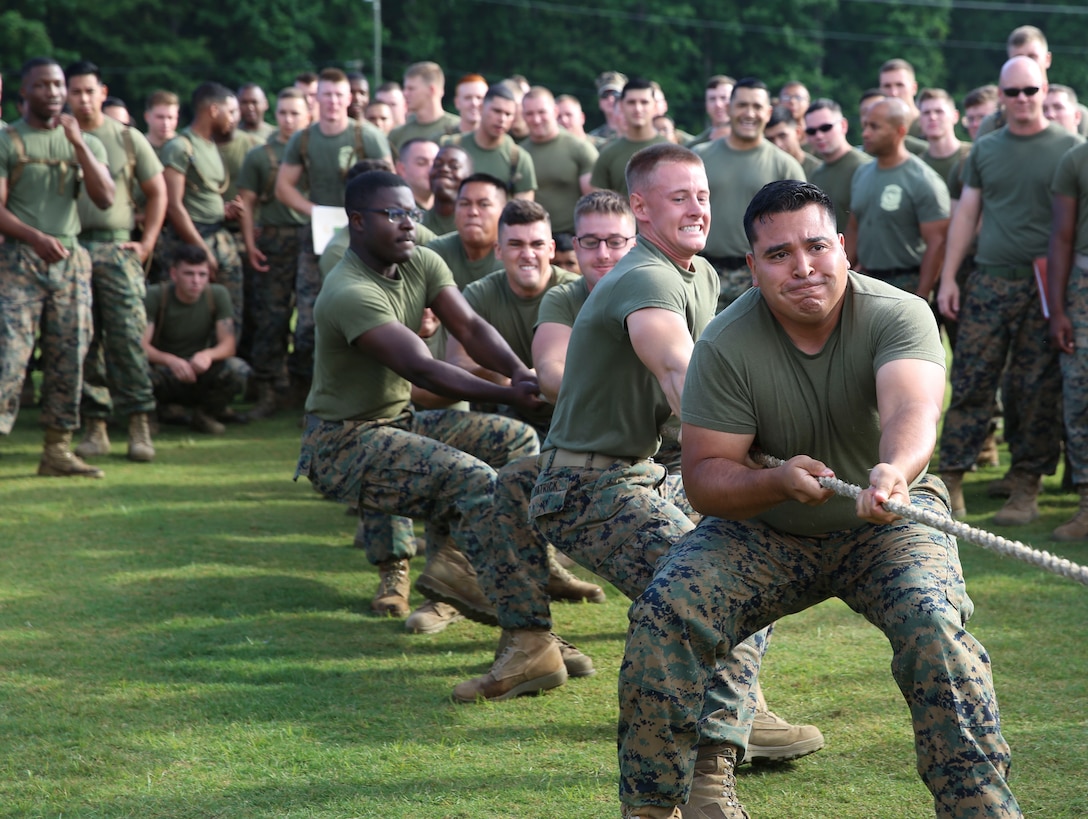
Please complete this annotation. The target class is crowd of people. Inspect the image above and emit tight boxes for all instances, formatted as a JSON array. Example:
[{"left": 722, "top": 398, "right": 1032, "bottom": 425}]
[{"left": 3, "top": 21, "right": 1078, "bottom": 819}]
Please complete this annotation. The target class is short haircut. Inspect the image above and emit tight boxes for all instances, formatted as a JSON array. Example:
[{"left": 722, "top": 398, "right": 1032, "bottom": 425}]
[
  {"left": 102, "top": 96, "right": 127, "bottom": 111},
  {"left": 318, "top": 67, "right": 348, "bottom": 85},
  {"left": 458, "top": 172, "right": 510, "bottom": 199},
  {"left": 483, "top": 83, "right": 516, "bottom": 105},
  {"left": 20, "top": 57, "right": 60, "bottom": 80},
  {"left": 500, "top": 78, "right": 526, "bottom": 99},
  {"left": 555, "top": 94, "right": 582, "bottom": 109},
  {"left": 458, "top": 73, "right": 487, "bottom": 88},
  {"left": 963, "top": 84, "right": 999, "bottom": 110},
  {"left": 859, "top": 88, "right": 884, "bottom": 106},
  {"left": 875, "top": 97, "right": 910, "bottom": 129},
  {"left": 553, "top": 232, "right": 574, "bottom": 253},
  {"left": 573, "top": 190, "right": 633, "bottom": 229},
  {"left": 1050, "top": 84, "right": 1079, "bottom": 106},
  {"left": 498, "top": 199, "right": 549, "bottom": 232},
  {"left": 621, "top": 77, "right": 654, "bottom": 99},
  {"left": 524, "top": 86, "right": 554, "bottom": 104},
  {"left": 346, "top": 71, "right": 367, "bottom": 83},
  {"left": 399, "top": 137, "right": 435, "bottom": 160},
  {"left": 405, "top": 61, "right": 444, "bottom": 87},
  {"left": 743, "top": 180, "right": 835, "bottom": 246},
  {"left": 146, "top": 89, "right": 179, "bottom": 108},
  {"left": 1008, "top": 25, "right": 1047, "bottom": 52},
  {"left": 191, "top": 82, "right": 233, "bottom": 113},
  {"left": 767, "top": 105, "right": 797, "bottom": 129},
  {"left": 171, "top": 243, "right": 209, "bottom": 268},
  {"left": 377, "top": 81, "right": 402, "bottom": 94},
  {"left": 237, "top": 82, "right": 263, "bottom": 95},
  {"left": 880, "top": 58, "right": 915, "bottom": 77},
  {"left": 706, "top": 74, "right": 736, "bottom": 90},
  {"left": 344, "top": 170, "right": 408, "bottom": 214},
  {"left": 295, "top": 71, "right": 318, "bottom": 85},
  {"left": 805, "top": 97, "right": 842, "bottom": 118},
  {"left": 277, "top": 86, "right": 307, "bottom": 103},
  {"left": 365, "top": 101, "right": 391, "bottom": 113},
  {"left": 64, "top": 60, "right": 101, "bottom": 84},
  {"left": 918, "top": 88, "right": 954, "bottom": 107},
  {"left": 347, "top": 159, "right": 394, "bottom": 180},
  {"left": 733, "top": 77, "right": 769, "bottom": 95},
  {"left": 780, "top": 81, "right": 809, "bottom": 95},
  {"left": 625, "top": 142, "right": 702, "bottom": 196}
]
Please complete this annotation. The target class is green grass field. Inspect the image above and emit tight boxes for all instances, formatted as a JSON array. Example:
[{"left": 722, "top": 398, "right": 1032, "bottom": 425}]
[{"left": 1, "top": 407, "right": 1086, "bottom": 818}]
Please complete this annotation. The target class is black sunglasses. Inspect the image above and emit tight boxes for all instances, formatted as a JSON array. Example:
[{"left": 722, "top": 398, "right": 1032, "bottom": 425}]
[
  {"left": 1001, "top": 86, "right": 1041, "bottom": 98},
  {"left": 804, "top": 123, "right": 835, "bottom": 136}
]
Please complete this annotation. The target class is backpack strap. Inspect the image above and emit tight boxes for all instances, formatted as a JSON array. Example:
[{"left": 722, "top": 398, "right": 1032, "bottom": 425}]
[
  {"left": 176, "top": 134, "right": 230, "bottom": 196},
  {"left": 4, "top": 125, "right": 82, "bottom": 196}
]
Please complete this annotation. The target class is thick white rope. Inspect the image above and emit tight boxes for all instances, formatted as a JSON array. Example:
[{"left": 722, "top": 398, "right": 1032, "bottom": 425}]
[{"left": 753, "top": 453, "right": 1088, "bottom": 586}]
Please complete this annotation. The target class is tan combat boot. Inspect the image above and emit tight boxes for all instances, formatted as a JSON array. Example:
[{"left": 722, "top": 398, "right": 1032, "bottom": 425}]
[
  {"left": 940, "top": 471, "right": 967, "bottom": 519},
  {"left": 976, "top": 432, "right": 1000, "bottom": 467},
  {"left": 191, "top": 408, "right": 226, "bottom": 435},
  {"left": 993, "top": 471, "right": 1041, "bottom": 526},
  {"left": 404, "top": 600, "right": 464, "bottom": 634},
  {"left": 372, "top": 558, "right": 411, "bottom": 617},
  {"left": 495, "top": 630, "right": 596, "bottom": 678},
  {"left": 686, "top": 744, "right": 750, "bottom": 819},
  {"left": 744, "top": 684, "right": 825, "bottom": 764},
  {"left": 623, "top": 807, "right": 682, "bottom": 819},
  {"left": 126, "top": 413, "right": 155, "bottom": 462},
  {"left": 38, "top": 428, "right": 105, "bottom": 478},
  {"left": 1052, "top": 485, "right": 1088, "bottom": 541},
  {"left": 545, "top": 544, "right": 607, "bottom": 603},
  {"left": 415, "top": 542, "right": 497, "bottom": 625},
  {"left": 74, "top": 418, "right": 110, "bottom": 458},
  {"left": 246, "top": 381, "right": 279, "bottom": 421},
  {"left": 452, "top": 629, "right": 567, "bottom": 702}
]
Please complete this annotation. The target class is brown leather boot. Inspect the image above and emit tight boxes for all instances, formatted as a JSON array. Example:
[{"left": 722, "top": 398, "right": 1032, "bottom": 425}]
[
  {"left": 688, "top": 743, "right": 750, "bottom": 819},
  {"left": 993, "top": 471, "right": 1041, "bottom": 525},
  {"left": 126, "top": 413, "right": 156, "bottom": 462},
  {"left": 38, "top": 428, "right": 105, "bottom": 478},
  {"left": 545, "top": 544, "right": 606, "bottom": 603},
  {"left": 1052, "top": 485, "right": 1088, "bottom": 541},
  {"left": 372, "top": 558, "right": 411, "bottom": 617},
  {"left": 415, "top": 542, "right": 497, "bottom": 625},
  {"left": 452, "top": 630, "right": 567, "bottom": 702},
  {"left": 74, "top": 418, "right": 110, "bottom": 458}
]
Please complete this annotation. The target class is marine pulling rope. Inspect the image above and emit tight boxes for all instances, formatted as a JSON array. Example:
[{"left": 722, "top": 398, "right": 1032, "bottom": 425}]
[{"left": 753, "top": 453, "right": 1088, "bottom": 587}]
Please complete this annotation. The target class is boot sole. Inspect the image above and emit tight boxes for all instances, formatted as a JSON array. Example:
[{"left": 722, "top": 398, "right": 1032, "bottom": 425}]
[
  {"left": 415, "top": 575, "right": 499, "bottom": 627},
  {"left": 452, "top": 668, "right": 568, "bottom": 703},
  {"left": 742, "top": 734, "right": 825, "bottom": 765},
  {"left": 37, "top": 466, "right": 105, "bottom": 478}
]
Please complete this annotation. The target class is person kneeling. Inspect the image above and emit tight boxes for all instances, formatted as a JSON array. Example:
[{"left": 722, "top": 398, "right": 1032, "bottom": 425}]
[{"left": 142, "top": 244, "right": 250, "bottom": 434}]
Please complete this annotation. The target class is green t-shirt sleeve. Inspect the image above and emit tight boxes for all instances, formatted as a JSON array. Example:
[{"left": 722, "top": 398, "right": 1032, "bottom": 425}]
[
  {"left": 917, "top": 166, "right": 951, "bottom": 223},
  {"left": 159, "top": 137, "right": 190, "bottom": 174},
  {"left": 282, "top": 129, "right": 304, "bottom": 167},
  {"left": 536, "top": 283, "right": 579, "bottom": 328},
  {"left": 869, "top": 292, "right": 946, "bottom": 373},
  {"left": 362, "top": 126, "right": 392, "bottom": 160},
  {"left": 683, "top": 327, "right": 756, "bottom": 434},
  {"left": 144, "top": 284, "right": 163, "bottom": 322},
  {"left": 588, "top": 149, "right": 610, "bottom": 189},
  {"left": 461, "top": 277, "right": 487, "bottom": 315},
  {"left": 613, "top": 263, "right": 690, "bottom": 323},
  {"left": 210, "top": 284, "right": 234, "bottom": 323},
  {"left": 574, "top": 138, "right": 599, "bottom": 175},
  {"left": 131, "top": 129, "right": 164, "bottom": 183},
  {"left": 962, "top": 142, "right": 983, "bottom": 190},
  {"left": 84, "top": 132, "right": 108, "bottom": 165},
  {"left": 1052, "top": 145, "right": 1083, "bottom": 198},
  {"left": 418, "top": 246, "right": 458, "bottom": 304}
]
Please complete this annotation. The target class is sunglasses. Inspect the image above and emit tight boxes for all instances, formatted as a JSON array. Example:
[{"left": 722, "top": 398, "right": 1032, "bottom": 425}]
[
  {"left": 1001, "top": 86, "right": 1041, "bottom": 98},
  {"left": 804, "top": 123, "right": 836, "bottom": 136}
]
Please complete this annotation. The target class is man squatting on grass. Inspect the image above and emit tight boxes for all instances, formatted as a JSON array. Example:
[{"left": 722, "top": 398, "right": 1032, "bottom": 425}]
[{"left": 617, "top": 180, "right": 1020, "bottom": 818}]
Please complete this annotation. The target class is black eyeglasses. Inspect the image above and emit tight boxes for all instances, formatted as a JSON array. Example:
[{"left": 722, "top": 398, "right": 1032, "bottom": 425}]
[
  {"left": 1002, "top": 86, "right": 1041, "bottom": 98},
  {"left": 599, "top": 90, "right": 620, "bottom": 101},
  {"left": 362, "top": 207, "right": 425, "bottom": 223},
  {"left": 804, "top": 123, "right": 836, "bottom": 136},
  {"left": 575, "top": 234, "right": 634, "bottom": 250}
]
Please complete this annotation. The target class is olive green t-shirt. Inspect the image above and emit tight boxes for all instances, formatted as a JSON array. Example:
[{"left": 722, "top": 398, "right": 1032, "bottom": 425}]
[
  {"left": 421, "top": 207, "right": 456, "bottom": 237},
  {"left": 77, "top": 116, "right": 162, "bottom": 232},
  {"left": 921, "top": 143, "right": 971, "bottom": 190},
  {"left": 0, "top": 119, "right": 108, "bottom": 237},
  {"left": 536, "top": 276, "right": 590, "bottom": 330},
  {"left": 452, "top": 131, "right": 537, "bottom": 196},
  {"left": 849, "top": 155, "right": 950, "bottom": 271},
  {"left": 145, "top": 282, "right": 233, "bottom": 360},
  {"left": 283, "top": 119, "right": 393, "bottom": 207},
  {"left": 683, "top": 272, "right": 945, "bottom": 536},
  {"left": 160, "top": 127, "right": 228, "bottom": 224},
  {"left": 307, "top": 246, "right": 455, "bottom": 421},
  {"left": 424, "top": 231, "right": 498, "bottom": 290},
  {"left": 241, "top": 121, "right": 278, "bottom": 143},
  {"left": 237, "top": 137, "right": 309, "bottom": 228},
  {"left": 589, "top": 135, "right": 667, "bottom": 197},
  {"left": 1051, "top": 142, "right": 1088, "bottom": 254},
  {"left": 809, "top": 148, "right": 873, "bottom": 231},
  {"left": 217, "top": 129, "right": 260, "bottom": 202},
  {"left": 388, "top": 112, "right": 461, "bottom": 152},
  {"left": 964, "top": 122, "right": 1084, "bottom": 265},
  {"left": 699, "top": 139, "right": 806, "bottom": 257},
  {"left": 799, "top": 151, "right": 819, "bottom": 180},
  {"left": 544, "top": 238, "right": 718, "bottom": 459},
  {"left": 520, "top": 131, "right": 598, "bottom": 233}
]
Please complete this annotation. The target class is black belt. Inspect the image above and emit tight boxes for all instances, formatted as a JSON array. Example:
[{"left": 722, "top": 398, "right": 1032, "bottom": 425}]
[
  {"left": 863, "top": 266, "right": 919, "bottom": 281},
  {"left": 701, "top": 254, "right": 748, "bottom": 271}
]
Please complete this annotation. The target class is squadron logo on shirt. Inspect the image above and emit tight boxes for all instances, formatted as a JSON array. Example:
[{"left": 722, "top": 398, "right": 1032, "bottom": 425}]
[
  {"left": 879, "top": 184, "right": 903, "bottom": 212},
  {"left": 338, "top": 145, "right": 356, "bottom": 171}
]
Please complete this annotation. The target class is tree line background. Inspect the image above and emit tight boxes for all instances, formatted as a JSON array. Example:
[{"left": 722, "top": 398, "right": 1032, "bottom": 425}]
[{"left": 2, "top": 0, "right": 1087, "bottom": 134}]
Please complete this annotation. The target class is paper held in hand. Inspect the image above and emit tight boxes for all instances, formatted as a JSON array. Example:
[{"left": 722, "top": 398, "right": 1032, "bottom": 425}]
[{"left": 312, "top": 206, "right": 349, "bottom": 255}]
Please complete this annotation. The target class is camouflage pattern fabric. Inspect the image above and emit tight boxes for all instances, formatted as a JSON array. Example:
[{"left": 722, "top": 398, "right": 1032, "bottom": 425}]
[
  {"left": 297, "top": 408, "right": 538, "bottom": 561},
  {"left": 618, "top": 476, "right": 1020, "bottom": 817},
  {"left": 356, "top": 509, "right": 419, "bottom": 565},
  {"left": 0, "top": 241, "right": 92, "bottom": 434},
  {"left": 292, "top": 230, "right": 322, "bottom": 383},
  {"left": 528, "top": 458, "right": 766, "bottom": 752},
  {"left": 149, "top": 356, "right": 249, "bottom": 413},
  {"left": 1061, "top": 263, "right": 1088, "bottom": 486},
  {"left": 939, "top": 272, "right": 1061, "bottom": 477},
  {"left": 248, "top": 225, "right": 301, "bottom": 383},
  {"left": 79, "top": 241, "right": 155, "bottom": 420},
  {"left": 714, "top": 265, "right": 753, "bottom": 314}
]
